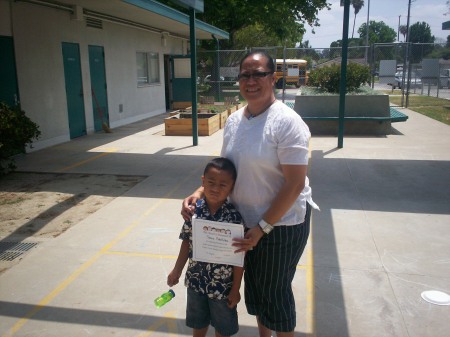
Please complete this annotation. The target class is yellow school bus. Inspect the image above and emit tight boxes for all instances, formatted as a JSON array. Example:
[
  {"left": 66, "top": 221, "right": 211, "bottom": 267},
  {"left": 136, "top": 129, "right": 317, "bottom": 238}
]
[{"left": 275, "top": 59, "right": 308, "bottom": 88}]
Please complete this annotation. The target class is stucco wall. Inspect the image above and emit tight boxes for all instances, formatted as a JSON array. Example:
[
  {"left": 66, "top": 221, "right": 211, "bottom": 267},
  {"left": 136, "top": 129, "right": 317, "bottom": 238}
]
[{"left": 5, "top": 1, "right": 184, "bottom": 151}]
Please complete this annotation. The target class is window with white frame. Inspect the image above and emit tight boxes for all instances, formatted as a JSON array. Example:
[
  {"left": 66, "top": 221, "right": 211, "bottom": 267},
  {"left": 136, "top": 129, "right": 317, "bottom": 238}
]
[{"left": 136, "top": 52, "right": 160, "bottom": 85}]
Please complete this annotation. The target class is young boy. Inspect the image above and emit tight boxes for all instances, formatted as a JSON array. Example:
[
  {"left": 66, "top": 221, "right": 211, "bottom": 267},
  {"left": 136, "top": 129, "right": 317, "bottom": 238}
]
[{"left": 167, "top": 157, "right": 244, "bottom": 337}]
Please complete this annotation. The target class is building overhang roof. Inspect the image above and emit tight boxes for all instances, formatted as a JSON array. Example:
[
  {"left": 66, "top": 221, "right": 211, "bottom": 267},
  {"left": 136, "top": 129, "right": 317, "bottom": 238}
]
[
  {"left": 25, "top": 0, "right": 229, "bottom": 40},
  {"left": 442, "top": 20, "right": 450, "bottom": 30}
]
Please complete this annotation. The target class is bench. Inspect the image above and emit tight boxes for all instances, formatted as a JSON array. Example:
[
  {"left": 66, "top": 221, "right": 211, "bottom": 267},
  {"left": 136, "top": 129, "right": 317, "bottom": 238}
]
[
  {"left": 285, "top": 102, "right": 408, "bottom": 123},
  {"left": 389, "top": 107, "right": 409, "bottom": 122},
  {"left": 285, "top": 101, "right": 408, "bottom": 135}
]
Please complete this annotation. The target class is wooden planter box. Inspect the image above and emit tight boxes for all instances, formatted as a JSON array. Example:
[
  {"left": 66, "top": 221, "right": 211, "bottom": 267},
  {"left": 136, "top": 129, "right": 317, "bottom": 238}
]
[
  {"left": 218, "top": 110, "right": 228, "bottom": 129},
  {"left": 167, "top": 101, "right": 241, "bottom": 132},
  {"left": 227, "top": 105, "right": 235, "bottom": 116},
  {"left": 182, "top": 105, "right": 231, "bottom": 129},
  {"left": 165, "top": 113, "right": 220, "bottom": 136},
  {"left": 169, "top": 109, "right": 189, "bottom": 116},
  {"left": 228, "top": 104, "right": 242, "bottom": 116}
]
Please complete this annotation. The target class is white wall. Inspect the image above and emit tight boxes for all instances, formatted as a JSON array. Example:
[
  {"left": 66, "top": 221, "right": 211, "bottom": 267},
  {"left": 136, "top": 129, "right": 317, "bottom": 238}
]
[{"left": 5, "top": 1, "right": 185, "bottom": 151}]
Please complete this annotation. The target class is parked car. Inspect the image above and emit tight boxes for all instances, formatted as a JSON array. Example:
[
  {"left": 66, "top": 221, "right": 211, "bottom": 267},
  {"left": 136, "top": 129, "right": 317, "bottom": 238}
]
[
  {"left": 391, "top": 71, "right": 421, "bottom": 89},
  {"left": 204, "top": 75, "right": 224, "bottom": 83},
  {"left": 439, "top": 69, "right": 450, "bottom": 88}
]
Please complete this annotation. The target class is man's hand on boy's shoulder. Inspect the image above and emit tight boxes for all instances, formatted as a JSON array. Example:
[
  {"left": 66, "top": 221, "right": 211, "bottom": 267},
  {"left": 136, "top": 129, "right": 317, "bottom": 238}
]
[{"left": 181, "top": 195, "right": 200, "bottom": 221}]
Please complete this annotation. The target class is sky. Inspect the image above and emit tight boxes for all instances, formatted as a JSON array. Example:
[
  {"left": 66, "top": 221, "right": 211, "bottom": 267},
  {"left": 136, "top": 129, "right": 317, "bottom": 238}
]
[{"left": 302, "top": 0, "right": 449, "bottom": 48}]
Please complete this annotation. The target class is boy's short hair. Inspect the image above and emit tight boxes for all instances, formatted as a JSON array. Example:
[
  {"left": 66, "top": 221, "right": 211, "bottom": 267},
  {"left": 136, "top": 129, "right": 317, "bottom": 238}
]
[{"left": 204, "top": 157, "right": 237, "bottom": 182}]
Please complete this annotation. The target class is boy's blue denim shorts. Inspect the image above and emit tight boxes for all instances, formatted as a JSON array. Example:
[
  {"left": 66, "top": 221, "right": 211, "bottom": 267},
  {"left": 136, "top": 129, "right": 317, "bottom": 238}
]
[{"left": 186, "top": 288, "right": 238, "bottom": 336}]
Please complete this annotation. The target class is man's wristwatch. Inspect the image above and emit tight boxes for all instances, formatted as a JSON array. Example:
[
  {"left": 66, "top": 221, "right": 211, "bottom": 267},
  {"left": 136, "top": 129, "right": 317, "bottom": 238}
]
[{"left": 259, "top": 219, "right": 274, "bottom": 235}]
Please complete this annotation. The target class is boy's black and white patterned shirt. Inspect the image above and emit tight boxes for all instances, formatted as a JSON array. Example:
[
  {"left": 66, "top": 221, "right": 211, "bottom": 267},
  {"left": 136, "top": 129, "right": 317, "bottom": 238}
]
[{"left": 179, "top": 198, "right": 244, "bottom": 300}]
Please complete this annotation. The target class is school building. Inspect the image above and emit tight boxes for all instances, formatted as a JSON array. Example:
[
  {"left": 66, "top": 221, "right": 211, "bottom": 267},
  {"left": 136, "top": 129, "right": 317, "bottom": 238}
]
[{"left": 0, "top": 0, "right": 228, "bottom": 151}]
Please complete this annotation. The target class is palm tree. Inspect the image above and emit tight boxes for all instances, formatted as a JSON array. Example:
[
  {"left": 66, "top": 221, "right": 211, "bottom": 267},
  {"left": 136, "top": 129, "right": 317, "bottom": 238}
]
[
  {"left": 351, "top": 0, "right": 365, "bottom": 39},
  {"left": 399, "top": 25, "right": 408, "bottom": 42}
]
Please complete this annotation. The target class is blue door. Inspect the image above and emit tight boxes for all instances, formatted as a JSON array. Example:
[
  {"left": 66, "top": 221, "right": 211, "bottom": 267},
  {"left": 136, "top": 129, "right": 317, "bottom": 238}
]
[
  {"left": 0, "top": 36, "right": 19, "bottom": 106},
  {"left": 88, "top": 45, "right": 109, "bottom": 132},
  {"left": 62, "top": 42, "right": 86, "bottom": 138},
  {"left": 170, "top": 55, "right": 192, "bottom": 108}
]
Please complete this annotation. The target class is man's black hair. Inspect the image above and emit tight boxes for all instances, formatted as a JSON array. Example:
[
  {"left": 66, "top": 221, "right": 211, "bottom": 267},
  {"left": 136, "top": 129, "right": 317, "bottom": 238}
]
[
  {"left": 239, "top": 51, "right": 275, "bottom": 73},
  {"left": 204, "top": 157, "right": 237, "bottom": 182}
]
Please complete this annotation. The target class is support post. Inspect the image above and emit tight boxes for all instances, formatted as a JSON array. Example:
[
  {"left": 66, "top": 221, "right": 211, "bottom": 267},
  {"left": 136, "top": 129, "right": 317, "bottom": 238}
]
[
  {"left": 190, "top": 8, "right": 198, "bottom": 146},
  {"left": 405, "top": 0, "right": 412, "bottom": 108},
  {"left": 338, "top": 0, "right": 350, "bottom": 148},
  {"left": 282, "top": 47, "right": 286, "bottom": 102},
  {"left": 212, "top": 34, "right": 221, "bottom": 102},
  {"left": 365, "top": 0, "right": 370, "bottom": 64}
]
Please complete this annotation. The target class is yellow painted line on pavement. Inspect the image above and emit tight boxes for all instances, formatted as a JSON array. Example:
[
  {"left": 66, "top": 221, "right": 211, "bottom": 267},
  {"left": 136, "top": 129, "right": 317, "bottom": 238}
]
[
  {"left": 5, "top": 144, "right": 317, "bottom": 336},
  {"left": 57, "top": 147, "right": 118, "bottom": 172},
  {"left": 137, "top": 311, "right": 178, "bottom": 337},
  {"left": 295, "top": 224, "right": 314, "bottom": 336},
  {"left": 105, "top": 251, "right": 177, "bottom": 259},
  {"left": 107, "top": 246, "right": 314, "bottom": 332},
  {"left": 4, "top": 161, "right": 202, "bottom": 337},
  {"left": 3, "top": 250, "right": 104, "bottom": 337}
]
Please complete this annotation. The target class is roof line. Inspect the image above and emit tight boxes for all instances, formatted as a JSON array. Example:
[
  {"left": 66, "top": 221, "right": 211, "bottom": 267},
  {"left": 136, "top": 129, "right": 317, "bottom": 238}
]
[{"left": 122, "top": 0, "right": 229, "bottom": 39}]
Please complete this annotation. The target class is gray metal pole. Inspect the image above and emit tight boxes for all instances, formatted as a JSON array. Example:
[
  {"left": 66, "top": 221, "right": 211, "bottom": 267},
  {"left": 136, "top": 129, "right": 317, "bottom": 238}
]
[
  {"left": 282, "top": 47, "right": 286, "bottom": 102},
  {"left": 211, "top": 34, "right": 221, "bottom": 102},
  {"left": 405, "top": 0, "right": 412, "bottom": 108},
  {"left": 190, "top": 8, "right": 198, "bottom": 146},
  {"left": 365, "top": 0, "right": 370, "bottom": 63},
  {"left": 338, "top": 0, "right": 350, "bottom": 148}
]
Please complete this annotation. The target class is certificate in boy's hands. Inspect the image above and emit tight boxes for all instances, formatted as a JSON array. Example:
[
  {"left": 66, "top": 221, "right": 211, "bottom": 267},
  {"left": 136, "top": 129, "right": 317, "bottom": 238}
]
[{"left": 192, "top": 218, "right": 244, "bottom": 267}]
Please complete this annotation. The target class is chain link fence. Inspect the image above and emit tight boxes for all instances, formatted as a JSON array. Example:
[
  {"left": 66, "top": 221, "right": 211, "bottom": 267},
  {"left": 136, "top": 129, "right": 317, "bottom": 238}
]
[
  {"left": 196, "top": 49, "right": 247, "bottom": 103},
  {"left": 196, "top": 43, "right": 450, "bottom": 105},
  {"left": 372, "top": 42, "right": 450, "bottom": 104}
]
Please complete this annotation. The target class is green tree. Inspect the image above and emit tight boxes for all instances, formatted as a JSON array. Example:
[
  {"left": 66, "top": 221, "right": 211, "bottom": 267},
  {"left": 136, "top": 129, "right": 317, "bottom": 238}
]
[
  {"left": 358, "top": 20, "right": 396, "bottom": 44},
  {"left": 408, "top": 21, "right": 435, "bottom": 44},
  {"left": 297, "top": 40, "right": 321, "bottom": 68},
  {"left": 351, "top": 0, "right": 364, "bottom": 39},
  {"left": 399, "top": 25, "right": 408, "bottom": 42},
  {"left": 408, "top": 22, "right": 435, "bottom": 62},
  {"left": 328, "top": 38, "right": 364, "bottom": 59},
  {"left": 428, "top": 43, "right": 450, "bottom": 60},
  {"left": 162, "top": 0, "right": 330, "bottom": 48},
  {"left": 233, "top": 23, "right": 281, "bottom": 49}
]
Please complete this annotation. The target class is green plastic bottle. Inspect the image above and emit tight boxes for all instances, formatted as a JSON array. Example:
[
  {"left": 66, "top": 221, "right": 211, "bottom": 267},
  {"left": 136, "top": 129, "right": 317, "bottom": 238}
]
[{"left": 154, "top": 289, "right": 175, "bottom": 308}]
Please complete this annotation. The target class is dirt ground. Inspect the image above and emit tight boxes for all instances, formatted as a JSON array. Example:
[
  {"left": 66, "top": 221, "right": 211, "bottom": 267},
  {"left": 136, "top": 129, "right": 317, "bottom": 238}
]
[
  {"left": 0, "top": 172, "right": 145, "bottom": 239},
  {"left": 0, "top": 171, "right": 146, "bottom": 273}
]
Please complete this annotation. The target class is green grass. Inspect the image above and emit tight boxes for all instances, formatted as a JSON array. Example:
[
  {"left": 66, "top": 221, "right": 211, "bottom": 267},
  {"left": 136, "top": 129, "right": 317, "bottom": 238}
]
[
  {"left": 0, "top": 196, "right": 27, "bottom": 206},
  {"left": 410, "top": 106, "right": 450, "bottom": 125},
  {"left": 387, "top": 94, "right": 450, "bottom": 126},
  {"left": 380, "top": 89, "right": 402, "bottom": 95}
]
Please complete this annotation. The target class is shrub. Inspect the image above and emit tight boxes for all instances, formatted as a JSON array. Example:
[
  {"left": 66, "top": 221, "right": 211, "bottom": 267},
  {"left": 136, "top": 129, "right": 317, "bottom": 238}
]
[
  {"left": 197, "top": 83, "right": 211, "bottom": 93},
  {"left": 307, "top": 63, "right": 371, "bottom": 93},
  {"left": 0, "top": 103, "right": 41, "bottom": 175}
]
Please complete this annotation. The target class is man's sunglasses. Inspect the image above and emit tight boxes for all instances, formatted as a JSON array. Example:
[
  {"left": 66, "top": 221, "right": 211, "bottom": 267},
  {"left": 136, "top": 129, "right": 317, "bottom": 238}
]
[{"left": 237, "top": 71, "right": 274, "bottom": 81}]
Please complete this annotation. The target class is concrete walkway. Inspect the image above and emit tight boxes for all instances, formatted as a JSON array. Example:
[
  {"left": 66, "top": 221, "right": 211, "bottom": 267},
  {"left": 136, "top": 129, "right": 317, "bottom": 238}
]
[{"left": 1, "top": 107, "right": 449, "bottom": 337}]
